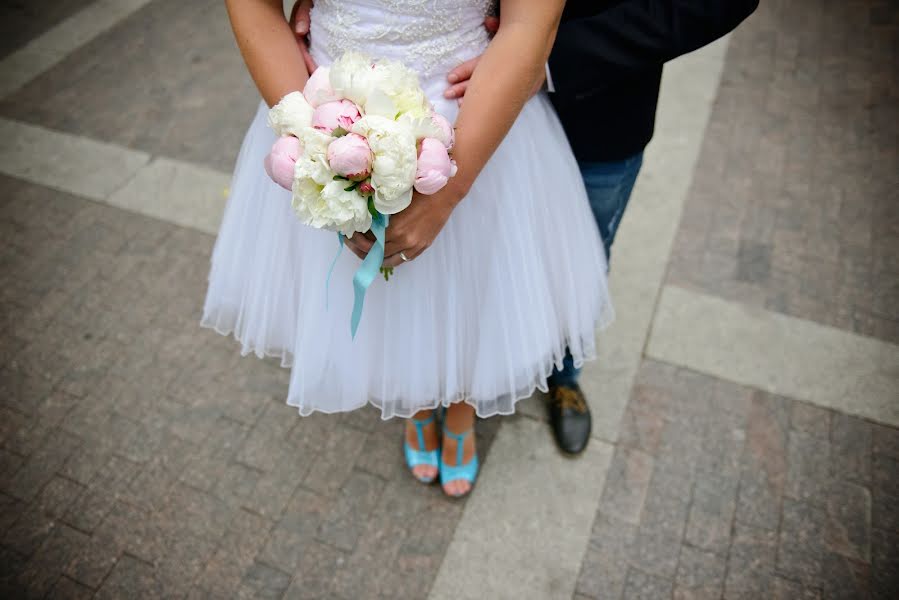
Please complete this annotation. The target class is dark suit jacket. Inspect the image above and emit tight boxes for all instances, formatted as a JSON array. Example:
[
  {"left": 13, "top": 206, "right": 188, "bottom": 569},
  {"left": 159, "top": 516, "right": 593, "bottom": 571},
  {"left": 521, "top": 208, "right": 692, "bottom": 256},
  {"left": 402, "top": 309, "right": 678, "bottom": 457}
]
[{"left": 550, "top": 0, "right": 759, "bottom": 162}]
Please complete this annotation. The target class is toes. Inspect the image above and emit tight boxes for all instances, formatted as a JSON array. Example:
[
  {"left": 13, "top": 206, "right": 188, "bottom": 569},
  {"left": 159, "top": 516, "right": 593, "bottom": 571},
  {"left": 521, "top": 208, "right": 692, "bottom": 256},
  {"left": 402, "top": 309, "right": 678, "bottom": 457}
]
[
  {"left": 443, "top": 480, "right": 471, "bottom": 497},
  {"left": 413, "top": 465, "right": 437, "bottom": 481}
]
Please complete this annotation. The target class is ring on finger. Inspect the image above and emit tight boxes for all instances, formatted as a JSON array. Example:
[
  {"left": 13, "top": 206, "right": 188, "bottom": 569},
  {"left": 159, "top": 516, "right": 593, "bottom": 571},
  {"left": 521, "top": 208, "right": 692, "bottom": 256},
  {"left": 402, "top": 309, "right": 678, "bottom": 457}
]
[{"left": 400, "top": 251, "right": 410, "bottom": 262}]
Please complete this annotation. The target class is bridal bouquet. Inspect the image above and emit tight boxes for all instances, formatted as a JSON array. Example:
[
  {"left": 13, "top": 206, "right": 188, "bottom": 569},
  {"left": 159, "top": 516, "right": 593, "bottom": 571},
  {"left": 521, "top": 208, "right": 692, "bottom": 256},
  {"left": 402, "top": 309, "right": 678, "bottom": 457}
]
[{"left": 263, "top": 51, "right": 457, "bottom": 337}]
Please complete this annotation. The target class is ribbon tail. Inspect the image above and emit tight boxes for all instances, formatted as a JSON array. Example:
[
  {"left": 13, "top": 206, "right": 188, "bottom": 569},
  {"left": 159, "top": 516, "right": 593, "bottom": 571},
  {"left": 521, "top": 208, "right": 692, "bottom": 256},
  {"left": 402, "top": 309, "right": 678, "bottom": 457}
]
[{"left": 350, "top": 212, "right": 388, "bottom": 339}]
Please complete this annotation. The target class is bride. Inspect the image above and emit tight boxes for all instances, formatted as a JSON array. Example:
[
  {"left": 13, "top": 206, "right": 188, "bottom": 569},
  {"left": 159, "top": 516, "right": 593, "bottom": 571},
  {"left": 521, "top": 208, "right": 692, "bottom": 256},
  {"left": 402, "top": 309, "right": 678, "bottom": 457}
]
[{"left": 203, "top": 0, "right": 613, "bottom": 498}]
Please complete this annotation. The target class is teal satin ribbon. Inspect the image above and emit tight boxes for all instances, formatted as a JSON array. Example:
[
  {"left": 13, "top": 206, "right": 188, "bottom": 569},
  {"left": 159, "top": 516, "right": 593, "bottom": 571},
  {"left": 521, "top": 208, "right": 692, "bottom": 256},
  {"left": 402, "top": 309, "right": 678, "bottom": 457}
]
[
  {"left": 325, "top": 211, "right": 389, "bottom": 339},
  {"left": 351, "top": 211, "right": 388, "bottom": 338}
]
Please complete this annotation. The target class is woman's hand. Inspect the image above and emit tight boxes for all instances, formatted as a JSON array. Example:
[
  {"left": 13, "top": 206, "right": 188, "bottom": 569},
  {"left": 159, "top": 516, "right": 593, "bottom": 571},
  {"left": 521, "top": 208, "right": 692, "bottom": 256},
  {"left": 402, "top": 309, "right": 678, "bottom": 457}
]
[{"left": 382, "top": 187, "right": 462, "bottom": 267}]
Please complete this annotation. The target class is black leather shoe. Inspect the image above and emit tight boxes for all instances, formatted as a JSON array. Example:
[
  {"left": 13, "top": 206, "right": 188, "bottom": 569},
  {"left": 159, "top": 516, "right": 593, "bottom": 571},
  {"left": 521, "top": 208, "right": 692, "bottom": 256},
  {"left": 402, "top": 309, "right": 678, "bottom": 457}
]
[{"left": 547, "top": 384, "right": 591, "bottom": 455}]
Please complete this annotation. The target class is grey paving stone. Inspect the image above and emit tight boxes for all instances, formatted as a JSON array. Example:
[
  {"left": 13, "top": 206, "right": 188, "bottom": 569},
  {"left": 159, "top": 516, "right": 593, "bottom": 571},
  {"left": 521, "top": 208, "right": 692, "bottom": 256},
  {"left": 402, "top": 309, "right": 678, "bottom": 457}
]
[
  {"left": 617, "top": 386, "right": 669, "bottom": 455},
  {"left": 870, "top": 528, "right": 899, "bottom": 600},
  {"left": 871, "top": 422, "right": 899, "bottom": 459},
  {"left": 238, "top": 561, "right": 292, "bottom": 600},
  {"left": 62, "top": 533, "right": 119, "bottom": 589},
  {"left": 777, "top": 498, "right": 828, "bottom": 587},
  {"left": 598, "top": 446, "right": 654, "bottom": 526},
  {"left": 786, "top": 430, "right": 832, "bottom": 506},
  {"left": 281, "top": 540, "right": 345, "bottom": 600},
  {"left": 302, "top": 424, "right": 368, "bottom": 497},
  {"left": 46, "top": 576, "right": 95, "bottom": 600},
  {"left": 194, "top": 510, "right": 271, "bottom": 598},
  {"left": 736, "top": 239, "right": 772, "bottom": 283},
  {"left": 2, "top": 506, "right": 56, "bottom": 558},
  {"left": 871, "top": 453, "right": 899, "bottom": 498},
  {"left": 790, "top": 401, "right": 831, "bottom": 438},
  {"left": 770, "top": 576, "right": 821, "bottom": 600},
  {"left": 685, "top": 472, "right": 738, "bottom": 554},
  {"left": 723, "top": 522, "right": 778, "bottom": 599},
  {"left": 736, "top": 392, "right": 789, "bottom": 529},
  {"left": 317, "top": 470, "right": 386, "bottom": 552},
  {"left": 34, "top": 475, "right": 85, "bottom": 520},
  {"left": 15, "top": 523, "right": 89, "bottom": 598},
  {"left": 871, "top": 488, "right": 899, "bottom": 534},
  {"left": 95, "top": 555, "right": 165, "bottom": 600},
  {"left": 621, "top": 568, "right": 673, "bottom": 600},
  {"left": 154, "top": 532, "right": 218, "bottom": 599},
  {"left": 831, "top": 413, "right": 872, "bottom": 484},
  {"left": 820, "top": 552, "right": 871, "bottom": 600},
  {"left": 257, "top": 486, "right": 330, "bottom": 573},
  {"left": 673, "top": 545, "right": 727, "bottom": 600},
  {"left": 63, "top": 454, "right": 140, "bottom": 532},
  {"left": 93, "top": 501, "right": 166, "bottom": 565},
  {"left": 824, "top": 480, "right": 871, "bottom": 564}
]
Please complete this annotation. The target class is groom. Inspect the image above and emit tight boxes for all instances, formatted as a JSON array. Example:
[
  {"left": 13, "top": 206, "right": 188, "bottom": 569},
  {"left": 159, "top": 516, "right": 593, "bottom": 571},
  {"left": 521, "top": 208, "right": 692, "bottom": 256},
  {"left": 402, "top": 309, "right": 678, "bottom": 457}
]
[
  {"left": 442, "top": 0, "right": 758, "bottom": 454},
  {"left": 288, "top": 0, "right": 758, "bottom": 455}
]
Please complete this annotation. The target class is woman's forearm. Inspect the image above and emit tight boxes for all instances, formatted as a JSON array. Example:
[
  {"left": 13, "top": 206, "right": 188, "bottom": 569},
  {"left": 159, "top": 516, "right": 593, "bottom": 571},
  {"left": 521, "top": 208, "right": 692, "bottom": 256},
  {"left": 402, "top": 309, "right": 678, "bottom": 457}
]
[
  {"left": 225, "top": 0, "right": 309, "bottom": 107},
  {"left": 448, "top": 0, "right": 565, "bottom": 200}
]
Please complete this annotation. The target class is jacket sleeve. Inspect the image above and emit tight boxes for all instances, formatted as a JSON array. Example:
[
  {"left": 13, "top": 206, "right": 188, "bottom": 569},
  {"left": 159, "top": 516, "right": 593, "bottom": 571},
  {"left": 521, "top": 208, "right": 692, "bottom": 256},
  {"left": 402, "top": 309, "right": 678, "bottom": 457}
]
[
  {"left": 560, "top": 1, "right": 627, "bottom": 22},
  {"left": 549, "top": 0, "right": 759, "bottom": 94}
]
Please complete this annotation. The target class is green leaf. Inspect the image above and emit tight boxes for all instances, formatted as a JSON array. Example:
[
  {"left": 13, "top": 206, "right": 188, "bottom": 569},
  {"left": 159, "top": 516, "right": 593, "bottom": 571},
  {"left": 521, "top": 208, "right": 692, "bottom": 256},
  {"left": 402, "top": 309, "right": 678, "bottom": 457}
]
[{"left": 344, "top": 183, "right": 357, "bottom": 192}]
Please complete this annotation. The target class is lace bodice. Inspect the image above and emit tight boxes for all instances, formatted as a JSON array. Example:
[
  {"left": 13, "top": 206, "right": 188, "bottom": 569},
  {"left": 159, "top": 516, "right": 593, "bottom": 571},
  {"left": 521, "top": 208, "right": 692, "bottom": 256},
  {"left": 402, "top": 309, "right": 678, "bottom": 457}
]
[{"left": 309, "top": 0, "right": 494, "bottom": 84}]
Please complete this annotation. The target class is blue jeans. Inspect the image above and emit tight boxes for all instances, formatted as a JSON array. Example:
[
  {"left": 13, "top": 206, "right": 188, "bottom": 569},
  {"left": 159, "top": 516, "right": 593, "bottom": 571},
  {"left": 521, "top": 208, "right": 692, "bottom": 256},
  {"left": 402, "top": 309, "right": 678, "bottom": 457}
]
[{"left": 548, "top": 152, "right": 644, "bottom": 388}]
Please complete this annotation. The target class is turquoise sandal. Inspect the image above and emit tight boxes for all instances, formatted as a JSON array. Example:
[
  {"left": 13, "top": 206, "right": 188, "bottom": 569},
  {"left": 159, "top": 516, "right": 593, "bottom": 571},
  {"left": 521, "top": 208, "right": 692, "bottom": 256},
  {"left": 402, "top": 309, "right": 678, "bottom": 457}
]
[
  {"left": 439, "top": 426, "right": 479, "bottom": 497},
  {"left": 404, "top": 412, "right": 440, "bottom": 484}
]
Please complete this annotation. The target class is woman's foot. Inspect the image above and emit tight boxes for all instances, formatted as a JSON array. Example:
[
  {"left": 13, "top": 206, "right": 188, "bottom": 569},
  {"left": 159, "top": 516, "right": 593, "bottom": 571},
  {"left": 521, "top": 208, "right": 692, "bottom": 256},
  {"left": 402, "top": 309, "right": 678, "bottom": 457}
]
[
  {"left": 440, "top": 403, "right": 477, "bottom": 497},
  {"left": 404, "top": 409, "right": 440, "bottom": 482}
]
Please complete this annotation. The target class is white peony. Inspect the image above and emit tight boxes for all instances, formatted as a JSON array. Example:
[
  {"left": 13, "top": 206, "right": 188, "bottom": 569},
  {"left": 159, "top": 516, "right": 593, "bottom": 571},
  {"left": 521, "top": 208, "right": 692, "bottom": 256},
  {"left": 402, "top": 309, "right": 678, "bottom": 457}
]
[
  {"left": 287, "top": 127, "right": 334, "bottom": 188},
  {"left": 351, "top": 115, "right": 418, "bottom": 215},
  {"left": 296, "top": 127, "right": 333, "bottom": 163},
  {"left": 292, "top": 176, "right": 372, "bottom": 235},
  {"left": 398, "top": 111, "right": 450, "bottom": 146},
  {"left": 328, "top": 51, "right": 375, "bottom": 107},
  {"left": 368, "top": 59, "right": 430, "bottom": 118},
  {"left": 268, "top": 91, "right": 314, "bottom": 137}
]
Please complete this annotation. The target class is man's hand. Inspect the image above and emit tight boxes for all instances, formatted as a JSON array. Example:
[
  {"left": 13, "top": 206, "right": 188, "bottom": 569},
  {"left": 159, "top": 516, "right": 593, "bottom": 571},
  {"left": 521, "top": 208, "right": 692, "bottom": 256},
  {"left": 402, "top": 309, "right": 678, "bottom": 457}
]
[
  {"left": 443, "top": 16, "right": 498, "bottom": 101},
  {"left": 443, "top": 16, "right": 545, "bottom": 102},
  {"left": 289, "top": 0, "right": 318, "bottom": 74},
  {"left": 381, "top": 189, "right": 459, "bottom": 267}
]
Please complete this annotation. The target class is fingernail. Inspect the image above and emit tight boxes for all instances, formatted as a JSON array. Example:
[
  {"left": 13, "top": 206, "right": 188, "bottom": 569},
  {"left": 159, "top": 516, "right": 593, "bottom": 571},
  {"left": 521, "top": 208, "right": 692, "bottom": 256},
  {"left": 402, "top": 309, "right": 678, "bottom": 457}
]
[
  {"left": 444, "top": 90, "right": 455, "bottom": 99},
  {"left": 447, "top": 73, "right": 459, "bottom": 83}
]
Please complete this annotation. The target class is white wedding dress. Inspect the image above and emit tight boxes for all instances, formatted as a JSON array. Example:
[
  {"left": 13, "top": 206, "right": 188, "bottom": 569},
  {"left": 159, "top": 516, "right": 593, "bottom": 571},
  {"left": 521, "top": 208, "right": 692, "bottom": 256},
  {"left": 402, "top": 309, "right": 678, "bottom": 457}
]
[{"left": 202, "top": 0, "right": 614, "bottom": 419}]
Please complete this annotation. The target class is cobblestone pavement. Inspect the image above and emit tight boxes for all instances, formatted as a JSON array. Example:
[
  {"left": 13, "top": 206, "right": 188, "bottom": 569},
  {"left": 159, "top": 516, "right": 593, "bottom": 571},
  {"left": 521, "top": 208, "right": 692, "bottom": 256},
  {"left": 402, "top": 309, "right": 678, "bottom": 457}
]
[
  {"left": 0, "top": 177, "right": 500, "bottom": 598},
  {"left": 1, "top": 0, "right": 898, "bottom": 599},
  {"left": 668, "top": 0, "right": 899, "bottom": 343},
  {"left": 575, "top": 360, "right": 899, "bottom": 600}
]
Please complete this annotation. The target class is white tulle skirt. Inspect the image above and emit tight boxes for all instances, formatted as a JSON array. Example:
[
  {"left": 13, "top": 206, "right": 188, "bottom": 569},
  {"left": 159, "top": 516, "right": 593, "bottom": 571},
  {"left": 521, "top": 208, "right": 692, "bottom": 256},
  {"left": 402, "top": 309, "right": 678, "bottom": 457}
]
[{"left": 202, "top": 93, "right": 613, "bottom": 419}]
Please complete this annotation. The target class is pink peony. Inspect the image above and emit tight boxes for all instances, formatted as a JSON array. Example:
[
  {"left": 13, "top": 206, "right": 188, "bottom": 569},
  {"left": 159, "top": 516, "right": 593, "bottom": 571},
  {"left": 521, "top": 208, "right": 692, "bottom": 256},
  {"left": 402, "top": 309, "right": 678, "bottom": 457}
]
[
  {"left": 312, "top": 100, "right": 362, "bottom": 134},
  {"left": 264, "top": 135, "right": 301, "bottom": 190},
  {"left": 327, "top": 133, "right": 373, "bottom": 181},
  {"left": 431, "top": 112, "right": 455, "bottom": 150},
  {"left": 358, "top": 181, "right": 375, "bottom": 196},
  {"left": 414, "top": 138, "right": 457, "bottom": 195},
  {"left": 303, "top": 67, "right": 340, "bottom": 107}
]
